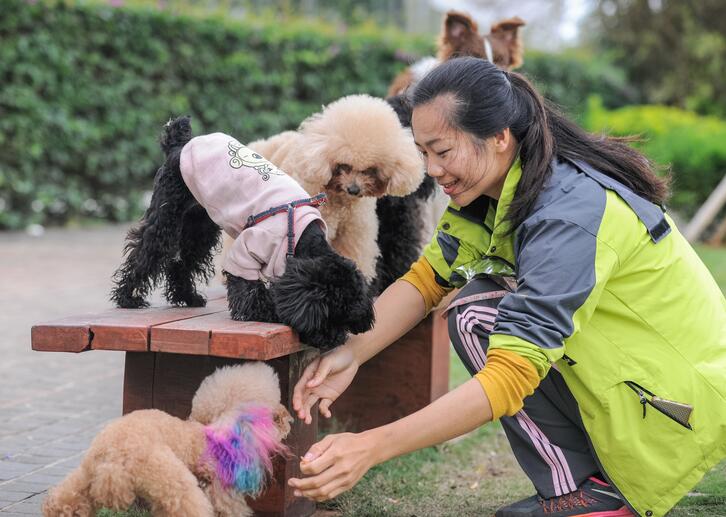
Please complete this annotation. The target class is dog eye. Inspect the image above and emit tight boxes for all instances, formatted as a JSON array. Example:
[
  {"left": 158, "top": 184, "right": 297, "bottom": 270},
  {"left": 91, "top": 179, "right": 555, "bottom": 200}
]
[
  {"left": 363, "top": 167, "right": 378, "bottom": 176},
  {"left": 333, "top": 163, "right": 352, "bottom": 175}
]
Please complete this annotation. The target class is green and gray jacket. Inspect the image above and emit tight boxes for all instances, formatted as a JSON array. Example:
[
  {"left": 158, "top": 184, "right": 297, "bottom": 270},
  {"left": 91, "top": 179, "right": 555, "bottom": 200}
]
[{"left": 423, "top": 158, "right": 726, "bottom": 517}]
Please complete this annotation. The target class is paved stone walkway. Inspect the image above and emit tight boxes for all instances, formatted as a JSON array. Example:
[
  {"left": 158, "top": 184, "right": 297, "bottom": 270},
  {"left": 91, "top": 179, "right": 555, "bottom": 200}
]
[{"left": 0, "top": 224, "right": 222, "bottom": 515}]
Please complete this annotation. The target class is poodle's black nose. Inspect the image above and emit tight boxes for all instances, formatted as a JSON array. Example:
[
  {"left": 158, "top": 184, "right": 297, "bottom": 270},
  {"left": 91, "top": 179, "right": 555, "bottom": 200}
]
[{"left": 347, "top": 184, "right": 361, "bottom": 196}]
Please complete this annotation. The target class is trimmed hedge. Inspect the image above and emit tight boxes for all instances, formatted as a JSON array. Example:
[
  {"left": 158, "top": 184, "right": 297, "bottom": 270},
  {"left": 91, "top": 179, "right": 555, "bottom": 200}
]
[
  {"left": 521, "top": 50, "right": 640, "bottom": 119},
  {"left": 0, "top": 0, "right": 430, "bottom": 229},
  {"left": 584, "top": 97, "right": 726, "bottom": 215},
  {"left": 1, "top": 1, "right": 722, "bottom": 228}
]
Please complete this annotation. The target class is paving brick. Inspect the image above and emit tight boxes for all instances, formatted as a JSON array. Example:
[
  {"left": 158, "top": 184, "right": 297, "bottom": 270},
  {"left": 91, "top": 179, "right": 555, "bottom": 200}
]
[
  {"left": 0, "top": 491, "right": 33, "bottom": 504},
  {"left": 12, "top": 472, "right": 64, "bottom": 487},
  {"left": 2, "top": 456, "right": 57, "bottom": 466},
  {"left": 0, "top": 225, "right": 224, "bottom": 508},
  {"left": 3, "top": 503, "right": 43, "bottom": 515},
  {"left": 0, "top": 463, "right": 37, "bottom": 480}
]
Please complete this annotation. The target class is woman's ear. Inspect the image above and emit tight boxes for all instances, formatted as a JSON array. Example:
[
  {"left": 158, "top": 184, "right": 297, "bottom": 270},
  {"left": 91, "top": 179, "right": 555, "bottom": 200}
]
[{"left": 493, "top": 128, "right": 513, "bottom": 154}]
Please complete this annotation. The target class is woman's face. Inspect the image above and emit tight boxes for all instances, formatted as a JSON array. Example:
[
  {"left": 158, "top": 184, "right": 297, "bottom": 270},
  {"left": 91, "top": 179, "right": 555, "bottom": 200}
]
[{"left": 411, "top": 96, "right": 515, "bottom": 206}]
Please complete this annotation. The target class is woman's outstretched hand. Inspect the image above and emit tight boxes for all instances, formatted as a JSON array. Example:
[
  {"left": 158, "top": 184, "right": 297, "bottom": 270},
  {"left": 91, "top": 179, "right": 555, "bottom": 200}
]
[
  {"left": 292, "top": 345, "right": 359, "bottom": 424},
  {"left": 288, "top": 431, "right": 377, "bottom": 501}
]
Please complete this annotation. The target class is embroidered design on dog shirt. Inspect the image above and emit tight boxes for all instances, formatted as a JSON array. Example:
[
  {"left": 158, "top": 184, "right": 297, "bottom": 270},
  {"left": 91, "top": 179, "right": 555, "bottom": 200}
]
[
  {"left": 227, "top": 140, "right": 285, "bottom": 181},
  {"left": 180, "top": 133, "right": 326, "bottom": 282}
]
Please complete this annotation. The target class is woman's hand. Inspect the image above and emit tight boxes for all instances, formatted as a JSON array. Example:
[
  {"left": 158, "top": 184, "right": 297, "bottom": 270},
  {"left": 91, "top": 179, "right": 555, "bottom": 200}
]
[
  {"left": 289, "top": 379, "right": 495, "bottom": 502},
  {"left": 292, "top": 345, "right": 359, "bottom": 424},
  {"left": 288, "top": 432, "right": 377, "bottom": 501}
]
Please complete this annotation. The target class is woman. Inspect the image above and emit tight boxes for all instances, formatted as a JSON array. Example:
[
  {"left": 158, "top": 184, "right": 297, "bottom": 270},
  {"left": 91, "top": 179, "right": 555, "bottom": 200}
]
[{"left": 288, "top": 57, "right": 726, "bottom": 517}]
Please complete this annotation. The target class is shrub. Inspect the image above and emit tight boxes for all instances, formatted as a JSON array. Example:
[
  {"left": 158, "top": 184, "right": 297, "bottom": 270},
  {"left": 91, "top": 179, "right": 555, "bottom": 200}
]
[
  {"left": 520, "top": 49, "right": 640, "bottom": 120},
  {"left": 0, "top": 0, "right": 429, "bottom": 229},
  {"left": 584, "top": 97, "right": 726, "bottom": 215}
]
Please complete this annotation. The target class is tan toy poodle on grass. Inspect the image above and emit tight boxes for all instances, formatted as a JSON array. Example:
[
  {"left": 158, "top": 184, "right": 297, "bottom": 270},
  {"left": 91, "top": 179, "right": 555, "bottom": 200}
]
[
  {"left": 248, "top": 94, "right": 423, "bottom": 282},
  {"left": 42, "top": 362, "right": 292, "bottom": 517}
]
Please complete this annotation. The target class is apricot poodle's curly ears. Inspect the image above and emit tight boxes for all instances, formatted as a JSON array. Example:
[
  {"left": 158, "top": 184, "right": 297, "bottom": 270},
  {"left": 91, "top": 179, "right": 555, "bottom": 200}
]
[
  {"left": 296, "top": 112, "right": 334, "bottom": 188},
  {"left": 383, "top": 130, "right": 424, "bottom": 197},
  {"left": 203, "top": 404, "right": 288, "bottom": 497}
]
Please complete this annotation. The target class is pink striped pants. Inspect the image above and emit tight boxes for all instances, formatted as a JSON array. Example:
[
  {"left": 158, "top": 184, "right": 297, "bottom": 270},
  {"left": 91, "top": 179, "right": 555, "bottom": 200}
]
[{"left": 448, "top": 276, "right": 601, "bottom": 498}]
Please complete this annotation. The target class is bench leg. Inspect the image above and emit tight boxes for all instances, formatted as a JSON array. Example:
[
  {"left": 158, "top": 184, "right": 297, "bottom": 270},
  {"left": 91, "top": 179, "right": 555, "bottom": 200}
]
[
  {"left": 329, "top": 310, "right": 450, "bottom": 431},
  {"left": 122, "top": 350, "right": 318, "bottom": 517}
]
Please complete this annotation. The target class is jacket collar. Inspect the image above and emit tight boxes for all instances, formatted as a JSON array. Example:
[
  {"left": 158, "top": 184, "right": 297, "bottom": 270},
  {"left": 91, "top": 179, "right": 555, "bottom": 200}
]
[{"left": 486, "top": 157, "right": 522, "bottom": 267}]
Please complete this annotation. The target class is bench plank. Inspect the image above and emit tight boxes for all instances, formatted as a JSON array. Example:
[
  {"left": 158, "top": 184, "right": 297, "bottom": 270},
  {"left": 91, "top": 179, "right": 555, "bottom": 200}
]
[
  {"left": 31, "top": 296, "right": 228, "bottom": 353},
  {"left": 31, "top": 315, "right": 95, "bottom": 352},
  {"left": 93, "top": 298, "right": 229, "bottom": 351},
  {"left": 151, "top": 312, "right": 301, "bottom": 360}
]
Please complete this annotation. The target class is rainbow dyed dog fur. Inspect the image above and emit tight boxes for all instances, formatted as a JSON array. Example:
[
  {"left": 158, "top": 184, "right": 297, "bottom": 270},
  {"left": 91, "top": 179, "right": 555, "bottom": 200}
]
[{"left": 42, "top": 363, "right": 292, "bottom": 517}]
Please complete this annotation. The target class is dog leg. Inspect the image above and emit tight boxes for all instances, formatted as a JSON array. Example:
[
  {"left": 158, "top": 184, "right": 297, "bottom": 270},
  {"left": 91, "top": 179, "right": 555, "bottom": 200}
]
[
  {"left": 205, "top": 479, "right": 253, "bottom": 517},
  {"left": 42, "top": 466, "right": 94, "bottom": 517},
  {"left": 225, "top": 274, "right": 279, "bottom": 323},
  {"left": 87, "top": 461, "right": 136, "bottom": 513},
  {"left": 331, "top": 201, "right": 379, "bottom": 283},
  {"left": 111, "top": 154, "right": 194, "bottom": 308},
  {"left": 163, "top": 204, "right": 220, "bottom": 307},
  {"left": 133, "top": 449, "right": 214, "bottom": 517}
]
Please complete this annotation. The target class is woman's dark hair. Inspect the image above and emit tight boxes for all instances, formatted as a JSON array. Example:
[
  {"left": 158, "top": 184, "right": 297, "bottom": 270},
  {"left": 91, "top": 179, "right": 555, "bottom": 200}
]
[{"left": 410, "top": 56, "right": 670, "bottom": 232}]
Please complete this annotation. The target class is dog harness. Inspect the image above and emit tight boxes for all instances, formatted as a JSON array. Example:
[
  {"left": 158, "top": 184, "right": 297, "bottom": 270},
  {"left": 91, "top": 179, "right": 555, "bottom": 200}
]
[
  {"left": 179, "top": 133, "right": 327, "bottom": 281},
  {"left": 244, "top": 193, "right": 327, "bottom": 258}
]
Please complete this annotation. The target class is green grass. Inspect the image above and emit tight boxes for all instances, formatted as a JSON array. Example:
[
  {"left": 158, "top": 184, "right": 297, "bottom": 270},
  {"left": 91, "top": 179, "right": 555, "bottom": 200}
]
[
  {"left": 695, "top": 244, "right": 726, "bottom": 291},
  {"left": 324, "top": 246, "right": 726, "bottom": 516},
  {"left": 101, "top": 246, "right": 726, "bottom": 516},
  {"left": 324, "top": 348, "right": 726, "bottom": 516}
]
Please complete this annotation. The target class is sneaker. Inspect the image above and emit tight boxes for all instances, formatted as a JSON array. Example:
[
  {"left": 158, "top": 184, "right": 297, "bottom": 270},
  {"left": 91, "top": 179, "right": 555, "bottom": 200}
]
[{"left": 494, "top": 477, "right": 634, "bottom": 516}]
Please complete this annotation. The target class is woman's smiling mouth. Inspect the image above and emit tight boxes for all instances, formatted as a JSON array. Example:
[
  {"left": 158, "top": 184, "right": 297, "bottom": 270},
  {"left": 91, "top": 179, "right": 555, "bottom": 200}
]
[{"left": 441, "top": 179, "right": 459, "bottom": 195}]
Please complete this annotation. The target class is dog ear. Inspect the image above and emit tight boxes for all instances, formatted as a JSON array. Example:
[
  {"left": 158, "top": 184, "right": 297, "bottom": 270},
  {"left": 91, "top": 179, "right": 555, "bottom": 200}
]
[
  {"left": 297, "top": 113, "right": 334, "bottom": 188},
  {"left": 297, "top": 326, "right": 348, "bottom": 351},
  {"left": 383, "top": 134, "right": 425, "bottom": 197},
  {"left": 489, "top": 17, "right": 526, "bottom": 69},
  {"left": 345, "top": 286, "right": 375, "bottom": 335},
  {"left": 204, "top": 405, "right": 288, "bottom": 497},
  {"left": 441, "top": 11, "right": 480, "bottom": 50},
  {"left": 269, "top": 256, "right": 333, "bottom": 338}
]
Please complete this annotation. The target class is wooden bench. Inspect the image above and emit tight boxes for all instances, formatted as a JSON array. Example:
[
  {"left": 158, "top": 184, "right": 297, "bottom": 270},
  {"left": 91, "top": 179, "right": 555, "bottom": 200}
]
[{"left": 31, "top": 291, "right": 449, "bottom": 516}]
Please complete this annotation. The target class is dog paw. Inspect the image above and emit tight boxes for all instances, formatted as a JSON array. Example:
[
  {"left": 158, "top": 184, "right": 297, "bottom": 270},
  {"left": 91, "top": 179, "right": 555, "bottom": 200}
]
[
  {"left": 114, "top": 292, "right": 150, "bottom": 309},
  {"left": 229, "top": 305, "right": 275, "bottom": 323},
  {"left": 183, "top": 292, "right": 207, "bottom": 307},
  {"left": 228, "top": 286, "right": 278, "bottom": 323}
]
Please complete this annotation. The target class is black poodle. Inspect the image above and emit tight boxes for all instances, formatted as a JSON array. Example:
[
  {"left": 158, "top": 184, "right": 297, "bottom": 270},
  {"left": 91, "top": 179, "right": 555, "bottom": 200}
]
[
  {"left": 111, "top": 116, "right": 374, "bottom": 350},
  {"left": 372, "top": 94, "right": 439, "bottom": 296}
]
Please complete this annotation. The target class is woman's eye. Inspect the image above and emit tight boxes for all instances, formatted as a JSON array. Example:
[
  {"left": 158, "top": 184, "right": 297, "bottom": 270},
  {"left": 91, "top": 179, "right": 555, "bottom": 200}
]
[{"left": 437, "top": 149, "right": 451, "bottom": 158}]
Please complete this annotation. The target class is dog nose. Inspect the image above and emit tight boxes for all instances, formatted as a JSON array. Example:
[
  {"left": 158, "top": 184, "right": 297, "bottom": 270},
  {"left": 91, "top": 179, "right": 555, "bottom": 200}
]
[{"left": 347, "top": 184, "right": 361, "bottom": 196}]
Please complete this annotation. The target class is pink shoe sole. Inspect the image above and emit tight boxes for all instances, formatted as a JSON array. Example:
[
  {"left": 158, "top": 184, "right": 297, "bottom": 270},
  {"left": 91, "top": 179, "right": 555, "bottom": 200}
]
[{"left": 578, "top": 506, "right": 634, "bottom": 517}]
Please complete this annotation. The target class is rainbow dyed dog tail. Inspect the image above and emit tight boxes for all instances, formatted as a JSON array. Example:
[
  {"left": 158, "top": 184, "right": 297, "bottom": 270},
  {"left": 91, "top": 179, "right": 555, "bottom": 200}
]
[{"left": 203, "top": 404, "right": 289, "bottom": 497}]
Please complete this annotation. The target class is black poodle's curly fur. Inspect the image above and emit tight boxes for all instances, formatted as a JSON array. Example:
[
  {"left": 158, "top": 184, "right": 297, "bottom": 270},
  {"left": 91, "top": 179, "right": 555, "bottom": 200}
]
[
  {"left": 371, "top": 94, "right": 438, "bottom": 296},
  {"left": 111, "top": 116, "right": 374, "bottom": 350}
]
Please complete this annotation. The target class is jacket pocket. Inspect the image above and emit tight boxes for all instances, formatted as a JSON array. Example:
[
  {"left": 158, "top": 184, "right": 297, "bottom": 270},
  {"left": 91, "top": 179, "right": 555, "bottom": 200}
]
[{"left": 624, "top": 381, "right": 693, "bottom": 430}]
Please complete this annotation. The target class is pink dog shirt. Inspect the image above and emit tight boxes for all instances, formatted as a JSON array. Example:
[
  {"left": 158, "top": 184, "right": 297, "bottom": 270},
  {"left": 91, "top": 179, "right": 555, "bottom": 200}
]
[{"left": 180, "top": 133, "right": 326, "bottom": 282}]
